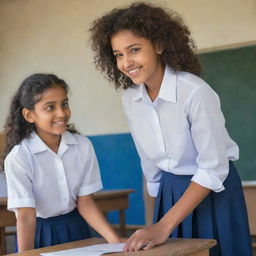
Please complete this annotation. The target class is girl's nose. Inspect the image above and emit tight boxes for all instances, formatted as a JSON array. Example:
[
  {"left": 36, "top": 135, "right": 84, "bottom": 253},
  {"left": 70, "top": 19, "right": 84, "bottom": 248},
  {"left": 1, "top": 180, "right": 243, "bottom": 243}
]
[
  {"left": 56, "top": 107, "right": 66, "bottom": 117},
  {"left": 122, "top": 55, "right": 134, "bottom": 69}
]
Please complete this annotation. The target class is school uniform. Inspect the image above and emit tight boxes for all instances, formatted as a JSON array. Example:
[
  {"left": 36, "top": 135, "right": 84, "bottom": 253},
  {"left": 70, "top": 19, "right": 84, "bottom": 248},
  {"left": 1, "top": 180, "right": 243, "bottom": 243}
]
[
  {"left": 5, "top": 131, "right": 103, "bottom": 248},
  {"left": 122, "top": 66, "right": 252, "bottom": 256}
]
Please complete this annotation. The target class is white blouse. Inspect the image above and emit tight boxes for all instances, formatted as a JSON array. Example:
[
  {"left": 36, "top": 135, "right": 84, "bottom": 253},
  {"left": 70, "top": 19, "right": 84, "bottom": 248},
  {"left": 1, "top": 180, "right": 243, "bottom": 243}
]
[
  {"left": 5, "top": 131, "right": 103, "bottom": 218},
  {"left": 122, "top": 66, "right": 239, "bottom": 197}
]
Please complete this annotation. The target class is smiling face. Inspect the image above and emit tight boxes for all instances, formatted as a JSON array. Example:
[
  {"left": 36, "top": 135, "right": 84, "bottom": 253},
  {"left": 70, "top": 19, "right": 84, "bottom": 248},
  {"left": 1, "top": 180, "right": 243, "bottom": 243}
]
[
  {"left": 111, "top": 30, "right": 164, "bottom": 89},
  {"left": 22, "top": 85, "right": 71, "bottom": 147}
]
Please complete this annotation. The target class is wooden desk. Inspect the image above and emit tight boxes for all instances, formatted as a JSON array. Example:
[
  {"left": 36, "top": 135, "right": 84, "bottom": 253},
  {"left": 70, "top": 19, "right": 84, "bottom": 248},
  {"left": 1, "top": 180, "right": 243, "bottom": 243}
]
[
  {"left": 4, "top": 237, "right": 217, "bottom": 256},
  {"left": 0, "top": 189, "right": 134, "bottom": 255}
]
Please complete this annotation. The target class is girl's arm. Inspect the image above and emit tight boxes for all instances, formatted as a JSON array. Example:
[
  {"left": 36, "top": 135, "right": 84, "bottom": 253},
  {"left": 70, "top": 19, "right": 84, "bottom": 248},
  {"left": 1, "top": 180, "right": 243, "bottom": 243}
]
[
  {"left": 77, "top": 194, "right": 121, "bottom": 243},
  {"left": 17, "top": 207, "right": 36, "bottom": 252},
  {"left": 124, "top": 182, "right": 210, "bottom": 251}
]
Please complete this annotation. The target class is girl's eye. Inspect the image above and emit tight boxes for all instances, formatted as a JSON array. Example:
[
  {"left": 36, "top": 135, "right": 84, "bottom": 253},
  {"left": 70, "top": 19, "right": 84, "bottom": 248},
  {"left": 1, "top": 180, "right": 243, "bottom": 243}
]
[
  {"left": 62, "top": 102, "right": 69, "bottom": 108},
  {"left": 46, "top": 105, "right": 54, "bottom": 111},
  {"left": 131, "top": 48, "right": 140, "bottom": 53},
  {"left": 113, "top": 53, "right": 123, "bottom": 59}
]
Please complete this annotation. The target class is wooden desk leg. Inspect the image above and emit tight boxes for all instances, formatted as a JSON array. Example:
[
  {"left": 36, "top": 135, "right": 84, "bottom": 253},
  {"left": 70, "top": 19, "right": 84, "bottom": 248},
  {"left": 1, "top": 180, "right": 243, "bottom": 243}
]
[
  {"left": 0, "top": 227, "right": 6, "bottom": 255},
  {"left": 119, "top": 209, "right": 126, "bottom": 237}
]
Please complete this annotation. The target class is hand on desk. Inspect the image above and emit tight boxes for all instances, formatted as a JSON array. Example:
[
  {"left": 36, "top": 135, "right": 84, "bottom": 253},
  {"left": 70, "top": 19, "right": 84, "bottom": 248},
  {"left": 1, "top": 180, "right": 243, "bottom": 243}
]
[{"left": 123, "top": 221, "right": 170, "bottom": 251}]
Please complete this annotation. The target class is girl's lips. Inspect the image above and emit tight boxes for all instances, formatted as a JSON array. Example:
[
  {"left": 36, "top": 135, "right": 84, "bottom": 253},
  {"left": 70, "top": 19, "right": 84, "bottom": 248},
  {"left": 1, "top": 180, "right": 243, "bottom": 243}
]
[
  {"left": 53, "top": 121, "right": 66, "bottom": 125},
  {"left": 127, "top": 67, "right": 142, "bottom": 77}
]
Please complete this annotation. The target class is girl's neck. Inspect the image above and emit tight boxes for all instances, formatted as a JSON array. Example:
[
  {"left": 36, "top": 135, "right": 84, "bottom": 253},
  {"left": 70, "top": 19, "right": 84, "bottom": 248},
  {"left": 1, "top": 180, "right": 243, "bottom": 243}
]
[
  {"left": 146, "top": 85, "right": 160, "bottom": 102},
  {"left": 145, "top": 64, "right": 165, "bottom": 102},
  {"left": 48, "top": 139, "right": 61, "bottom": 153},
  {"left": 36, "top": 132, "right": 61, "bottom": 154}
]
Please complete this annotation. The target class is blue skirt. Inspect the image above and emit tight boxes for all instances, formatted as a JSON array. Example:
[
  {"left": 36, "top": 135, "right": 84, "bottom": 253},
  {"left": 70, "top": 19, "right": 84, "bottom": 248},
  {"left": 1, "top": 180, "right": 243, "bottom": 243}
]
[
  {"left": 34, "top": 208, "right": 92, "bottom": 248},
  {"left": 154, "top": 162, "right": 252, "bottom": 256}
]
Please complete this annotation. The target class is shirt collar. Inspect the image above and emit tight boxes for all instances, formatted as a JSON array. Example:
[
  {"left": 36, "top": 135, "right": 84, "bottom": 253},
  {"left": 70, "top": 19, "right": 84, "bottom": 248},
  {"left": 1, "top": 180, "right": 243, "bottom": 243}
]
[
  {"left": 131, "top": 66, "right": 177, "bottom": 103},
  {"left": 28, "top": 131, "right": 77, "bottom": 154},
  {"left": 131, "top": 83, "right": 144, "bottom": 101},
  {"left": 157, "top": 66, "right": 177, "bottom": 103}
]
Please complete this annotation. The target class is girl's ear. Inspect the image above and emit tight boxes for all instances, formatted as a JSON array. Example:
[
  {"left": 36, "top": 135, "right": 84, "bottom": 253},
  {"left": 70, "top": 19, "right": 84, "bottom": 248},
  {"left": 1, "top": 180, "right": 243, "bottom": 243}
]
[
  {"left": 22, "top": 108, "right": 35, "bottom": 123},
  {"left": 155, "top": 41, "right": 164, "bottom": 55}
]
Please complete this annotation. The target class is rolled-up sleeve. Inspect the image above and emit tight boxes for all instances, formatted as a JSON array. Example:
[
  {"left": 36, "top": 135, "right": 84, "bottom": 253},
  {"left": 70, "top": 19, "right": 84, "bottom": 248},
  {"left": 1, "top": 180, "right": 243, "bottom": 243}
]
[
  {"left": 5, "top": 150, "right": 35, "bottom": 212},
  {"left": 186, "top": 85, "right": 230, "bottom": 192},
  {"left": 146, "top": 180, "right": 161, "bottom": 197}
]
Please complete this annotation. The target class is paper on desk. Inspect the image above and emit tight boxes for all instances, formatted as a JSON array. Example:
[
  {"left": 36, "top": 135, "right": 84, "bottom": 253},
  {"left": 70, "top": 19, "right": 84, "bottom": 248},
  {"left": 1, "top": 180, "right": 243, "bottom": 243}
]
[{"left": 40, "top": 243, "right": 125, "bottom": 256}]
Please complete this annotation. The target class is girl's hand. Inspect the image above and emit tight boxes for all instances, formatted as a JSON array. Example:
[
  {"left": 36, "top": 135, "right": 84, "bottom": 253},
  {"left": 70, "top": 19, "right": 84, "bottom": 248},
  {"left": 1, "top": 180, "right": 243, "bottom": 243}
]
[
  {"left": 107, "top": 234, "right": 122, "bottom": 243},
  {"left": 123, "top": 182, "right": 210, "bottom": 252},
  {"left": 78, "top": 195, "right": 121, "bottom": 244},
  {"left": 123, "top": 221, "right": 171, "bottom": 251}
]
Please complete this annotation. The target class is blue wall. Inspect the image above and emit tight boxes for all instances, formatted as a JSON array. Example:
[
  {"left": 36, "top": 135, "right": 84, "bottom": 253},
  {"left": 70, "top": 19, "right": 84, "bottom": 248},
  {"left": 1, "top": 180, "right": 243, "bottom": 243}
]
[{"left": 88, "top": 133, "right": 144, "bottom": 225}]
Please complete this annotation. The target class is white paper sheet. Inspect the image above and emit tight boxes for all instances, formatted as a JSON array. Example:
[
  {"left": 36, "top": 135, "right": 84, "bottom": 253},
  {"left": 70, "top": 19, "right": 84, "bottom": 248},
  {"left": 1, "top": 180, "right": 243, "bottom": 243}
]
[{"left": 40, "top": 243, "right": 125, "bottom": 256}]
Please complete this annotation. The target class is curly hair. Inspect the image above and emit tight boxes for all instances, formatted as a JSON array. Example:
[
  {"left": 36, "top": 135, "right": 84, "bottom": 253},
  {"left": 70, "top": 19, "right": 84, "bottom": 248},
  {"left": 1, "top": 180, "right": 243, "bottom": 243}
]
[
  {"left": 0, "top": 73, "right": 78, "bottom": 170},
  {"left": 89, "top": 1, "right": 201, "bottom": 90}
]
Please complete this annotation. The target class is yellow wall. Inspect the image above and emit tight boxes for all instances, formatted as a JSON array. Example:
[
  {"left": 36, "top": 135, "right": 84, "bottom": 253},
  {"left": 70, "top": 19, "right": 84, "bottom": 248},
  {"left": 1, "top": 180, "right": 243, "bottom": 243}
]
[{"left": 0, "top": 0, "right": 255, "bottom": 135}]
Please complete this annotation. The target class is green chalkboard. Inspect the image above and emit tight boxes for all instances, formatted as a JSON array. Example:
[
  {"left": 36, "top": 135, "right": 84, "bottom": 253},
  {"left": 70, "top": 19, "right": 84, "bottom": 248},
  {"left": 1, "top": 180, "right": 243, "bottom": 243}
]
[{"left": 198, "top": 45, "right": 256, "bottom": 180}]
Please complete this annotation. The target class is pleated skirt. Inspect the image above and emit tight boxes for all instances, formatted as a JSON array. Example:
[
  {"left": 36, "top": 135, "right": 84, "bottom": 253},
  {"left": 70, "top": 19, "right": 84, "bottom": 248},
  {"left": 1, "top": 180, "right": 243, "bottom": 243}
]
[
  {"left": 154, "top": 162, "right": 253, "bottom": 256},
  {"left": 34, "top": 208, "right": 92, "bottom": 249}
]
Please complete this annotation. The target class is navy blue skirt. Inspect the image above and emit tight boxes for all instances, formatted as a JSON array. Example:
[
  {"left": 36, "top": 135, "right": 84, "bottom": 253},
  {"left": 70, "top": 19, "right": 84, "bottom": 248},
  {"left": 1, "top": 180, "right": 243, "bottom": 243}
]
[
  {"left": 154, "top": 162, "right": 252, "bottom": 256},
  {"left": 34, "top": 208, "right": 92, "bottom": 248}
]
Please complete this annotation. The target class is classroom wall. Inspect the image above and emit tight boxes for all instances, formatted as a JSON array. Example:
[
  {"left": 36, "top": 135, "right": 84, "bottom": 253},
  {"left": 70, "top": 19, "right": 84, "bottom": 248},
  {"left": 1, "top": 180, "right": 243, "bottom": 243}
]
[{"left": 0, "top": 0, "right": 255, "bottom": 225}]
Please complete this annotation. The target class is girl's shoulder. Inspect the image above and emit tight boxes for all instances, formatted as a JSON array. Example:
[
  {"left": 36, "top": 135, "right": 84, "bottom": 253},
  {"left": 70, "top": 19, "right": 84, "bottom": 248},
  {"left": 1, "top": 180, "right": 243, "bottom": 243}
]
[
  {"left": 4, "top": 138, "right": 32, "bottom": 169},
  {"left": 177, "top": 71, "right": 219, "bottom": 99},
  {"left": 6, "top": 135, "right": 33, "bottom": 156},
  {"left": 69, "top": 132, "right": 91, "bottom": 144},
  {"left": 121, "top": 84, "right": 141, "bottom": 103},
  {"left": 68, "top": 132, "right": 94, "bottom": 152},
  {"left": 178, "top": 71, "right": 209, "bottom": 89}
]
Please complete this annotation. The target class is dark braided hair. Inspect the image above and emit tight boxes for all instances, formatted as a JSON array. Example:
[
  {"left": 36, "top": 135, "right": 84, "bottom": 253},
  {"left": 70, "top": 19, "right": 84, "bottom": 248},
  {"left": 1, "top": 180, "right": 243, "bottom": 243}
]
[
  {"left": 0, "top": 73, "right": 78, "bottom": 170},
  {"left": 89, "top": 2, "right": 201, "bottom": 89}
]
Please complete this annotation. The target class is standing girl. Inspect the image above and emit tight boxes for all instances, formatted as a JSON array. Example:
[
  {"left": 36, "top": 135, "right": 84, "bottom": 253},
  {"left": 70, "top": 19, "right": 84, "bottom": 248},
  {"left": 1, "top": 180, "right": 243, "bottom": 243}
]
[
  {"left": 89, "top": 2, "right": 252, "bottom": 255},
  {"left": 1, "top": 73, "right": 120, "bottom": 252}
]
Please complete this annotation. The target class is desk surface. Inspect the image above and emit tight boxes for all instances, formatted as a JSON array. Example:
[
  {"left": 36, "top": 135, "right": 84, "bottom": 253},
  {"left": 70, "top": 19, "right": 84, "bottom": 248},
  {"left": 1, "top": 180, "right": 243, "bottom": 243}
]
[{"left": 5, "top": 238, "right": 216, "bottom": 256}]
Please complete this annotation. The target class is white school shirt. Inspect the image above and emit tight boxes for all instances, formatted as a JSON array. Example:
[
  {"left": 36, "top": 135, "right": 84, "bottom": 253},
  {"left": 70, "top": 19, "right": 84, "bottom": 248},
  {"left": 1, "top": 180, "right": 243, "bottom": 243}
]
[
  {"left": 5, "top": 131, "right": 103, "bottom": 218},
  {"left": 122, "top": 66, "right": 239, "bottom": 197}
]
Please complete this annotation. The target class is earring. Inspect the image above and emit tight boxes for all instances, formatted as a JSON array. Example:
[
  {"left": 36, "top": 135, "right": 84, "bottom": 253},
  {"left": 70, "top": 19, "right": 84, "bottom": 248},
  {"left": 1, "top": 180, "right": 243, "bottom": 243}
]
[{"left": 157, "top": 49, "right": 163, "bottom": 54}]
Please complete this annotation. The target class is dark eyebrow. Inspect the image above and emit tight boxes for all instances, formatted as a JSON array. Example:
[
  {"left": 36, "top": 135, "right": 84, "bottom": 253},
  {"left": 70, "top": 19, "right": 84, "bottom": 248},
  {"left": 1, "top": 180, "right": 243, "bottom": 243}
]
[
  {"left": 42, "top": 101, "right": 55, "bottom": 107},
  {"left": 42, "top": 98, "right": 69, "bottom": 107},
  {"left": 113, "top": 43, "right": 141, "bottom": 53}
]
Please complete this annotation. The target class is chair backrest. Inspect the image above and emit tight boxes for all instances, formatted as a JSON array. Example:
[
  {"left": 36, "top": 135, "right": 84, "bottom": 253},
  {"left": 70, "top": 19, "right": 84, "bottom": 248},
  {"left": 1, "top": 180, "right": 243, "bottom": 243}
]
[{"left": 0, "top": 198, "right": 16, "bottom": 227}]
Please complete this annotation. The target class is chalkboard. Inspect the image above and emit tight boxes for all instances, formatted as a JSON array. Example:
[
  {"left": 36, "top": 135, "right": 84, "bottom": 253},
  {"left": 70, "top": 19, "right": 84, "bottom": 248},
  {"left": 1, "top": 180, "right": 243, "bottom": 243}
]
[{"left": 198, "top": 45, "right": 256, "bottom": 180}]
